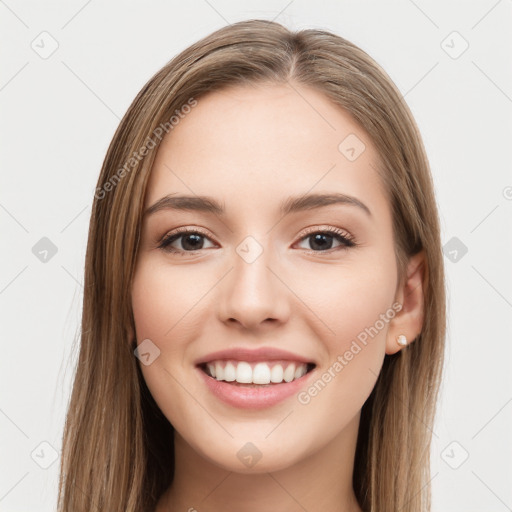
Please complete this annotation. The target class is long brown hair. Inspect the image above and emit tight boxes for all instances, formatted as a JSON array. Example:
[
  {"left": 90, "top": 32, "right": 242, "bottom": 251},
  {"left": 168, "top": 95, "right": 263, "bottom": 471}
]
[{"left": 58, "top": 19, "right": 446, "bottom": 512}]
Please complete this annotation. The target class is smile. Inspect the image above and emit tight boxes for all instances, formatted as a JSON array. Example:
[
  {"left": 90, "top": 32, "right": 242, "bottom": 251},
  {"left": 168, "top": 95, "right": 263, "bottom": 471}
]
[
  {"left": 194, "top": 347, "right": 317, "bottom": 409},
  {"left": 201, "top": 360, "right": 315, "bottom": 385}
]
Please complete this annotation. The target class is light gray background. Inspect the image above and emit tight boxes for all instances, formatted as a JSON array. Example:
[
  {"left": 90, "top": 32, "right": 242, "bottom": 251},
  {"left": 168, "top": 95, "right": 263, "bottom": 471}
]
[{"left": 1, "top": 1, "right": 511, "bottom": 510}]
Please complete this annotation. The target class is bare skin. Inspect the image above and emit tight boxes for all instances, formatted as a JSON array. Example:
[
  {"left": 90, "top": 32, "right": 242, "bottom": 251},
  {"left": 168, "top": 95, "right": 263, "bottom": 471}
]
[{"left": 130, "top": 82, "right": 425, "bottom": 512}]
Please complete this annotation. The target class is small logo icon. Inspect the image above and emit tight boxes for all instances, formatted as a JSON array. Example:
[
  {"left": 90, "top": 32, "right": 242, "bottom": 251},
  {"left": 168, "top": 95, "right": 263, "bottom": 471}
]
[
  {"left": 441, "top": 441, "right": 469, "bottom": 469},
  {"left": 503, "top": 186, "right": 512, "bottom": 201},
  {"left": 338, "top": 133, "right": 366, "bottom": 162},
  {"left": 134, "top": 338, "right": 161, "bottom": 366},
  {"left": 236, "top": 236, "right": 263, "bottom": 264},
  {"left": 31, "top": 441, "right": 59, "bottom": 469},
  {"left": 31, "top": 31, "right": 59, "bottom": 59},
  {"left": 32, "top": 237, "right": 58, "bottom": 263},
  {"left": 443, "top": 236, "right": 468, "bottom": 263},
  {"left": 237, "top": 442, "right": 262, "bottom": 468},
  {"left": 441, "top": 31, "right": 469, "bottom": 60}
]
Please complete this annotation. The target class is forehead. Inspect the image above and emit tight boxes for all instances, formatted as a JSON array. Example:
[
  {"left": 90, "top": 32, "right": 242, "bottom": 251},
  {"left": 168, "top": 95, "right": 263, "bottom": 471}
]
[{"left": 145, "top": 82, "right": 388, "bottom": 220}]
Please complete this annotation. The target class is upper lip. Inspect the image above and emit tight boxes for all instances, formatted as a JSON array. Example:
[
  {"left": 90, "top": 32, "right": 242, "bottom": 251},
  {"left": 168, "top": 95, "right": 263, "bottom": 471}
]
[{"left": 195, "top": 347, "right": 316, "bottom": 366}]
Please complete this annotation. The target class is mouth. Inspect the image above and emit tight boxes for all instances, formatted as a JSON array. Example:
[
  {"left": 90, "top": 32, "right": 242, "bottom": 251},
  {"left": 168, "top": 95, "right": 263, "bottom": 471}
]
[
  {"left": 198, "top": 360, "right": 316, "bottom": 387},
  {"left": 194, "top": 347, "right": 317, "bottom": 408}
]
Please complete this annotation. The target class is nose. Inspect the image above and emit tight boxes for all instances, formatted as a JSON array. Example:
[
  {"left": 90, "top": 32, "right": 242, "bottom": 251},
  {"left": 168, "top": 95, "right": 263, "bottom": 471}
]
[{"left": 217, "top": 246, "right": 291, "bottom": 331}]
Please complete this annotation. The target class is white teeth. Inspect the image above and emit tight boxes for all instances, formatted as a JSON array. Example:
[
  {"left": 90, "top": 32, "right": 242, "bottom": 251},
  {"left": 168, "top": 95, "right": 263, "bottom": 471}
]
[
  {"left": 270, "top": 364, "right": 284, "bottom": 383},
  {"left": 236, "top": 362, "right": 253, "bottom": 383},
  {"left": 253, "top": 363, "right": 271, "bottom": 384},
  {"left": 294, "top": 365, "right": 306, "bottom": 379},
  {"left": 283, "top": 363, "right": 296, "bottom": 383},
  {"left": 215, "top": 362, "right": 224, "bottom": 380},
  {"left": 206, "top": 360, "right": 309, "bottom": 384},
  {"left": 223, "top": 362, "right": 236, "bottom": 382}
]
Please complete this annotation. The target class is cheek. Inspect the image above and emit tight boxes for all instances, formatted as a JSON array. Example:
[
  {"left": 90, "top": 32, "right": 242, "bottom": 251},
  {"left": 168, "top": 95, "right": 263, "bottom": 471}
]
[
  {"left": 294, "top": 254, "right": 397, "bottom": 349},
  {"left": 330, "top": 279, "right": 396, "bottom": 350},
  {"left": 131, "top": 260, "right": 200, "bottom": 342},
  {"left": 291, "top": 258, "right": 396, "bottom": 436},
  {"left": 131, "top": 261, "right": 209, "bottom": 431},
  {"left": 131, "top": 260, "right": 199, "bottom": 410},
  {"left": 293, "top": 259, "right": 395, "bottom": 392}
]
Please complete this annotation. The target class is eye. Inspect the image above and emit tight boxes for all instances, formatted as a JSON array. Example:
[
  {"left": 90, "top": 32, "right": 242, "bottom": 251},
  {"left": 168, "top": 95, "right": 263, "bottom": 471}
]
[
  {"left": 158, "top": 227, "right": 216, "bottom": 255},
  {"left": 295, "top": 226, "right": 356, "bottom": 253}
]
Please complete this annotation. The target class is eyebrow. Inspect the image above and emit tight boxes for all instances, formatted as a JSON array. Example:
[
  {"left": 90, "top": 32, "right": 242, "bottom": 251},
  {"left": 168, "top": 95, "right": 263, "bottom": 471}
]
[{"left": 144, "top": 192, "right": 372, "bottom": 218}]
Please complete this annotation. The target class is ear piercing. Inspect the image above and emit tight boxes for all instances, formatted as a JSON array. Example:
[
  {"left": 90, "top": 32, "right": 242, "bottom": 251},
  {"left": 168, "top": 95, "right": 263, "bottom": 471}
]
[{"left": 396, "top": 334, "right": 408, "bottom": 346}]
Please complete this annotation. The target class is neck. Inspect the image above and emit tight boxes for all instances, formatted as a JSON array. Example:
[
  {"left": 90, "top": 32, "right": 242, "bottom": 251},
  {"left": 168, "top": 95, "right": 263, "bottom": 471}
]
[{"left": 157, "top": 413, "right": 363, "bottom": 512}]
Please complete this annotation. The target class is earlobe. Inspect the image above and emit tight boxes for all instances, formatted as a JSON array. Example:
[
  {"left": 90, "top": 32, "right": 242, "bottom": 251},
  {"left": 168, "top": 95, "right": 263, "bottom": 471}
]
[
  {"left": 396, "top": 334, "right": 408, "bottom": 346},
  {"left": 385, "top": 250, "right": 426, "bottom": 355}
]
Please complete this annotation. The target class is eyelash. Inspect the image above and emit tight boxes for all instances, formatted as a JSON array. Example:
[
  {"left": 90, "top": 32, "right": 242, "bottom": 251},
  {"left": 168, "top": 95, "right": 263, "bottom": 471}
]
[{"left": 157, "top": 225, "right": 357, "bottom": 256}]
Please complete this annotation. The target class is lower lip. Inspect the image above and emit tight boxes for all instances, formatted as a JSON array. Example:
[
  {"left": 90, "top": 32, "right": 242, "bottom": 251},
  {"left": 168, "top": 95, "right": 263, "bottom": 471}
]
[{"left": 197, "top": 366, "right": 314, "bottom": 409}]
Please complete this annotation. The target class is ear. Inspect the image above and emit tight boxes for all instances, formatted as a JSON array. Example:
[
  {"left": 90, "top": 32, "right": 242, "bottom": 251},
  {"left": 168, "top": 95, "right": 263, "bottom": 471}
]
[{"left": 386, "top": 250, "right": 426, "bottom": 355}]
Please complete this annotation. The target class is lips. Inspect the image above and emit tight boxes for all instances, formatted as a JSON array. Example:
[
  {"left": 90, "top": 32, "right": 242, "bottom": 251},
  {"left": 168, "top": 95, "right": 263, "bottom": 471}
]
[{"left": 195, "top": 346, "right": 316, "bottom": 366}]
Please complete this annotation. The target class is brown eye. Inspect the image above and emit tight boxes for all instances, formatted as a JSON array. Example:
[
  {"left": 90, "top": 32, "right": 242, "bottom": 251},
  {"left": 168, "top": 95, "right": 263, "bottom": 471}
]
[
  {"left": 296, "top": 228, "right": 356, "bottom": 252},
  {"left": 158, "top": 229, "right": 216, "bottom": 254}
]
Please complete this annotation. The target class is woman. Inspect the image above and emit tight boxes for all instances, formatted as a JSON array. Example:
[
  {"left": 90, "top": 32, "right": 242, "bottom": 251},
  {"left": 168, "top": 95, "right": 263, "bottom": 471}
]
[{"left": 58, "top": 19, "right": 446, "bottom": 512}]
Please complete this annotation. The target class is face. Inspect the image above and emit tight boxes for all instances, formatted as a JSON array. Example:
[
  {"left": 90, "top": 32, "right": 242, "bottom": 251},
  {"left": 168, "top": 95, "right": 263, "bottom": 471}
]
[{"left": 131, "top": 82, "right": 401, "bottom": 473}]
